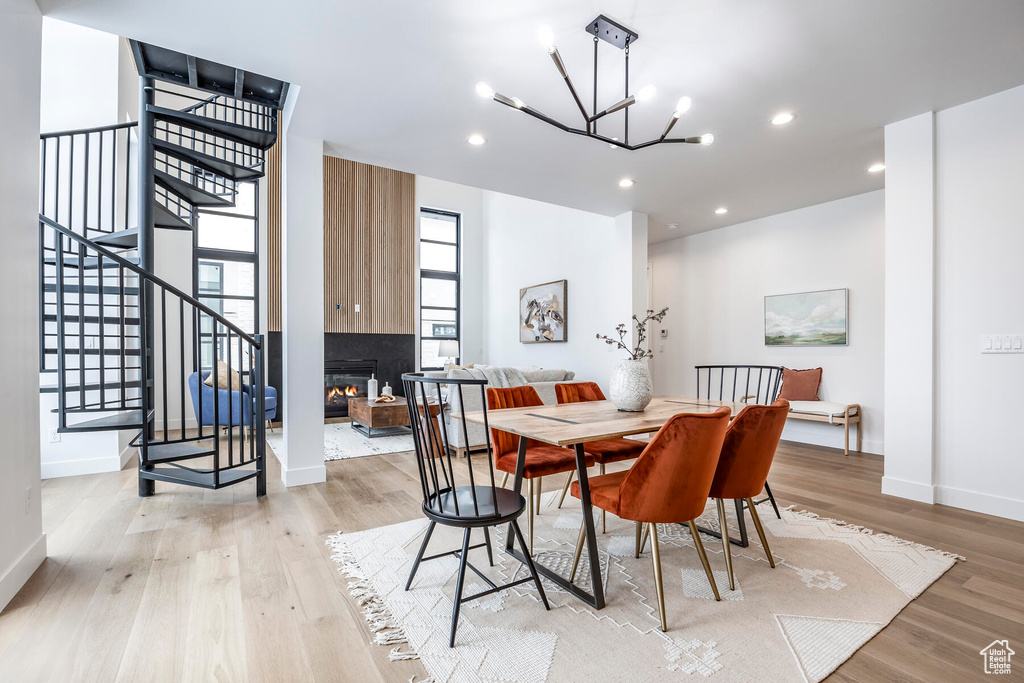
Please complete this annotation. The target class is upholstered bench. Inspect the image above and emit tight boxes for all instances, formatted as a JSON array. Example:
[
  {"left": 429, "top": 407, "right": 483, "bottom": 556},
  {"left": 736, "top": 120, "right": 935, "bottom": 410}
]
[{"left": 786, "top": 401, "right": 861, "bottom": 455}]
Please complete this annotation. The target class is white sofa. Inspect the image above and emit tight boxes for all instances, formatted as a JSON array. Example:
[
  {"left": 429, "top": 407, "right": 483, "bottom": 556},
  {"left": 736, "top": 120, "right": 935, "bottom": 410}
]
[{"left": 421, "top": 365, "right": 580, "bottom": 454}]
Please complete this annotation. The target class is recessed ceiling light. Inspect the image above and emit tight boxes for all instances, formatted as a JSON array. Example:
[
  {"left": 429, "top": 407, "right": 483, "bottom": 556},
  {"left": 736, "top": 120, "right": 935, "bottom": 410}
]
[
  {"left": 618, "top": 178, "right": 636, "bottom": 188},
  {"left": 715, "top": 207, "right": 728, "bottom": 215},
  {"left": 667, "top": 223, "right": 679, "bottom": 230},
  {"left": 770, "top": 112, "right": 795, "bottom": 125},
  {"left": 609, "top": 137, "right": 620, "bottom": 149},
  {"left": 466, "top": 134, "right": 487, "bottom": 146},
  {"left": 868, "top": 163, "right": 885, "bottom": 173}
]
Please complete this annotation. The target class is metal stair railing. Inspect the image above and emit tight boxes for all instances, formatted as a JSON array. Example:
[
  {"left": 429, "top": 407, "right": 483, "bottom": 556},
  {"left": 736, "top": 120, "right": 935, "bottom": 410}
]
[{"left": 41, "top": 214, "right": 267, "bottom": 495}]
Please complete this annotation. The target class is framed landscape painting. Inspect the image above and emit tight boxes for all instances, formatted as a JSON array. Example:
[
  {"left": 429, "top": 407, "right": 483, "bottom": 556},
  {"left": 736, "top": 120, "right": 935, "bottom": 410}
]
[
  {"left": 520, "top": 279, "right": 567, "bottom": 343},
  {"left": 765, "top": 288, "right": 848, "bottom": 346}
]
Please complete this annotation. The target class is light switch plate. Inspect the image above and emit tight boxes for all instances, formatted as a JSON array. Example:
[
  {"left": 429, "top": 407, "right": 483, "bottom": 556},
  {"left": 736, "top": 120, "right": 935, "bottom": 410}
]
[{"left": 981, "top": 334, "right": 1024, "bottom": 354}]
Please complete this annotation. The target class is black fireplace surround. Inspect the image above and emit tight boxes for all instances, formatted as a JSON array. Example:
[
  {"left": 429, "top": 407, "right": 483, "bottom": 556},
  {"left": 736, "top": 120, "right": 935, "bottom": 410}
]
[{"left": 268, "top": 332, "right": 415, "bottom": 422}]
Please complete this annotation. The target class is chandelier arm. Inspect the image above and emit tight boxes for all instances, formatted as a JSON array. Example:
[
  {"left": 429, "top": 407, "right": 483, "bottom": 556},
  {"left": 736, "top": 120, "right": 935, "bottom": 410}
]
[
  {"left": 549, "top": 50, "right": 591, "bottom": 128},
  {"left": 661, "top": 114, "right": 679, "bottom": 140},
  {"left": 520, "top": 105, "right": 574, "bottom": 133},
  {"left": 660, "top": 137, "right": 705, "bottom": 144},
  {"left": 588, "top": 96, "right": 636, "bottom": 123},
  {"left": 588, "top": 132, "right": 631, "bottom": 150}
]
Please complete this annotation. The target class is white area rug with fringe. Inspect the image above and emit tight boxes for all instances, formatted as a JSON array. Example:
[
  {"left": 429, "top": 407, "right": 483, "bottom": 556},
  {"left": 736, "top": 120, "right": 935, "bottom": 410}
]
[
  {"left": 266, "top": 422, "right": 414, "bottom": 462},
  {"left": 328, "top": 493, "right": 961, "bottom": 683}
]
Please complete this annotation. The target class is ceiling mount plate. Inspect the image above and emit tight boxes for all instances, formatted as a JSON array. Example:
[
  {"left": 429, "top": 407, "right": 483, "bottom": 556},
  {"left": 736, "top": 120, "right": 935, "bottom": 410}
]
[{"left": 585, "top": 14, "right": 639, "bottom": 50}]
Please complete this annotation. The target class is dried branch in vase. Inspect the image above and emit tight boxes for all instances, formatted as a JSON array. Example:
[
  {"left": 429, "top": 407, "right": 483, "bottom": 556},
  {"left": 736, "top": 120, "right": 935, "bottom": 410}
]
[{"left": 595, "top": 307, "right": 669, "bottom": 360}]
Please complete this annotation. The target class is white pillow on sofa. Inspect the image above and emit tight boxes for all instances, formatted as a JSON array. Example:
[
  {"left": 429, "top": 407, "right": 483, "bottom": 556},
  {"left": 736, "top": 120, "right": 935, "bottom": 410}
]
[{"left": 522, "top": 368, "right": 575, "bottom": 382}]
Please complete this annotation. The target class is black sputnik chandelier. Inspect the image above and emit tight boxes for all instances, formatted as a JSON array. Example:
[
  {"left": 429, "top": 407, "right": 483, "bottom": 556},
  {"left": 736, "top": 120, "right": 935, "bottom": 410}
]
[{"left": 476, "top": 14, "right": 714, "bottom": 151}]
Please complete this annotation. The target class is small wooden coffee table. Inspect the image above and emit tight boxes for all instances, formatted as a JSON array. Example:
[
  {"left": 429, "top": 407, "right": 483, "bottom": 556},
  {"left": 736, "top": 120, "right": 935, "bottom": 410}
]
[{"left": 348, "top": 397, "right": 412, "bottom": 438}]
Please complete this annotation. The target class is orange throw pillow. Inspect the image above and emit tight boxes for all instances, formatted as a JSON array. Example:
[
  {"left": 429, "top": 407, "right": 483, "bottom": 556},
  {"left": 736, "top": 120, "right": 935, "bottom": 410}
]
[{"left": 778, "top": 367, "right": 822, "bottom": 401}]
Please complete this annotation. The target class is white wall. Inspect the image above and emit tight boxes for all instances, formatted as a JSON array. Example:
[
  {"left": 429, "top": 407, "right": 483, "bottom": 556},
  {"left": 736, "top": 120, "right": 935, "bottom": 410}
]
[
  {"left": 0, "top": 0, "right": 46, "bottom": 611},
  {"left": 39, "top": 18, "right": 119, "bottom": 133},
  {"left": 931, "top": 85, "right": 1024, "bottom": 521},
  {"left": 481, "top": 193, "right": 644, "bottom": 383},
  {"left": 649, "top": 191, "right": 886, "bottom": 453},
  {"left": 415, "top": 176, "right": 484, "bottom": 366}
]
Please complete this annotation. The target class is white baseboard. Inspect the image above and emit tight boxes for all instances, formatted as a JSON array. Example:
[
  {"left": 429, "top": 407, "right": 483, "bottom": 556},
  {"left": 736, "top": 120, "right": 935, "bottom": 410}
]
[
  {"left": 119, "top": 442, "right": 136, "bottom": 469},
  {"left": 881, "top": 476, "right": 936, "bottom": 504},
  {"left": 42, "top": 453, "right": 128, "bottom": 479},
  {"left": 0, "top": 534, "right": 46, "bottom": 613},
  {"left": 935, "top": 485, "right": 1024, "bottom": 523},
  {"left": 280, "top": 464, "right": 326, "bottom": 487}
]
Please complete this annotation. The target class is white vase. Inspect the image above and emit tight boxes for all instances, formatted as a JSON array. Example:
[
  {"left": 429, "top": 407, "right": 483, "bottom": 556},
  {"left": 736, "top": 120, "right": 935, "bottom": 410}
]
[{"left": 609, "top": 359, "right": 653, "bottom": 412}]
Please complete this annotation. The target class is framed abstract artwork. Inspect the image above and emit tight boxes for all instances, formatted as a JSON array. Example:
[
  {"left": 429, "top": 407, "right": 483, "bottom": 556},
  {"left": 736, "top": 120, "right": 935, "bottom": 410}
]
[
  {"left": 764, "top": 288, "right": 848, "bottom": 346},
  {"left": 520, "top": 280, "right": 567, "bottom": 343}
]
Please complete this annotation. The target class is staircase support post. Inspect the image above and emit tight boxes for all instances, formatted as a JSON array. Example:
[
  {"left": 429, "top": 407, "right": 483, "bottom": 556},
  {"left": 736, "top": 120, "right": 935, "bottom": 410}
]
[{"left": 138, "top": 76, "right": 156, "bottom": 497}]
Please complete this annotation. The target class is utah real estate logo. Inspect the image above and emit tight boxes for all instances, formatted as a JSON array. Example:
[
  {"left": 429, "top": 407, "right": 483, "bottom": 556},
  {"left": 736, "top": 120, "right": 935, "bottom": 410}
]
[{"left": 980, "top": 640, "right": 1014, "bottom": 675}]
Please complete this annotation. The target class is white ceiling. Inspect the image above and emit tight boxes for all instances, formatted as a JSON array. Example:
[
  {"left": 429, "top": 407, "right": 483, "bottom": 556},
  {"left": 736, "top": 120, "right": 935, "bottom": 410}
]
[{"left": 38, "top": 0, "right": 1024, "bottom": 243}]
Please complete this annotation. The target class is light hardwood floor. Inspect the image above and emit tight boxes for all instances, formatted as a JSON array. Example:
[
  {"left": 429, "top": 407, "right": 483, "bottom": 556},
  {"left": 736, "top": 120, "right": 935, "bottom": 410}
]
[{"left": 1, "top": 442, "right": 1021, "bottom": 682}]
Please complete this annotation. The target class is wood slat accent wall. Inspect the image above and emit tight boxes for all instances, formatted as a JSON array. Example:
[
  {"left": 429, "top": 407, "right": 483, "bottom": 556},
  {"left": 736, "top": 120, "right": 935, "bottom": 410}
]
[
  {"left": 323, "top": 157, "right": 416, "bottom": 334},
  {"left": 267, "top": 116, "right": 283, "bottom": 332}
]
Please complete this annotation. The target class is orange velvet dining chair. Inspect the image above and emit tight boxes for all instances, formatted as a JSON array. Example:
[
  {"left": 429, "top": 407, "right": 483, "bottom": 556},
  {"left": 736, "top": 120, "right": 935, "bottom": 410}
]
[
  {"left": 568, "top": 407, "right": 732, "bottom": 631},
  {"left": 708, "top": 399, "right": 790, "bottom": 591},
  {"left": 554, "top": 382, "right": 647, "bottom": 532},
  {"left": 488, "top": 386, "right": 595, "bottom": 554}
]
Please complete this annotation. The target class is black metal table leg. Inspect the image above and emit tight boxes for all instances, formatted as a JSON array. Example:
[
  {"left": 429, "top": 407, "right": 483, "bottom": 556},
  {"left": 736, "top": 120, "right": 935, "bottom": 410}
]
[{"left": 503, "top": 437, "right": 606, "bottom": 609}]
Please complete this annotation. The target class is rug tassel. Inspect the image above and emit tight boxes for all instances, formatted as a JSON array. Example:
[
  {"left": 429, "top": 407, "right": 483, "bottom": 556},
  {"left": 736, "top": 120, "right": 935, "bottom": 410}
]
[
  {"left": 389, "top": 647, "right": 421, "bottom": 661},
  {"left": 785, "top": 507, "right": 966, "bottom": 561},
  {"left": 408, "top": 676, "right": 436, "bottom": 683}
]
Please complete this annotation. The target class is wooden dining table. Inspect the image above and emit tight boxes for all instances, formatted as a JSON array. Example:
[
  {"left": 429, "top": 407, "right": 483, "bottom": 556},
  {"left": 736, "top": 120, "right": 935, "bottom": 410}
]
[{"left": 458, "top": 396, "right": 746, "bottom": 610}]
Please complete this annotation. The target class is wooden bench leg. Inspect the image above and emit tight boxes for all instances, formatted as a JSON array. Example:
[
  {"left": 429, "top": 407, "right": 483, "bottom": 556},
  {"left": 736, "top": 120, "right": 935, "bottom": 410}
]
[
  {"left": 857, "top": 420, "right": 863, "bottom": 452},
  {"left": 844, "top": 421, "right": 849, "bottom": 456}
]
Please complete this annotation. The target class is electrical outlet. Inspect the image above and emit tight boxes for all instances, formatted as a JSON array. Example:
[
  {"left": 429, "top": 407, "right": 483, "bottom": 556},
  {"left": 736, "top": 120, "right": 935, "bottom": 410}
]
[
  {"left": 48, "top": 428, "right": 61, "bottom": 443},
  {"left": 25, "top": 487, "right": 31, "bottom": 515}
]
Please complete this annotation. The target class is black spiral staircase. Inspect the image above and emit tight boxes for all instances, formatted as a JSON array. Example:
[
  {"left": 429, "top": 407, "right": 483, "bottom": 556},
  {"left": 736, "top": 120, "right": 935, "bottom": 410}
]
[{"left": 39, "top": 41, "right": 288, "bottom": 497}]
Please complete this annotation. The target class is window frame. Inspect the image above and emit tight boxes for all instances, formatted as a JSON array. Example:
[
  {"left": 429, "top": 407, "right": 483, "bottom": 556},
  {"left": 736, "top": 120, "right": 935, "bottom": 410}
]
[{"left": 419, "top": 207, "right": 461, "bottom": 371}]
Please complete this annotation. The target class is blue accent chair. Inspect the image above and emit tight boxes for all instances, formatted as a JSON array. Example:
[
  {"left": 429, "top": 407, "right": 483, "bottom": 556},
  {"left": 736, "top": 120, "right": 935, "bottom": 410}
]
[{"left": 188, "top": 371, "right": 277, "bottom": 428}]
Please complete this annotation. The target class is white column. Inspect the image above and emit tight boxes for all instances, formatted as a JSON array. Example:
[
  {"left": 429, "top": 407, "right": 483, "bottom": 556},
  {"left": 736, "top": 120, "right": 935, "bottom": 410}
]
[
  {"left": 614, "top": 211, "right": 650, "bottom": 346},
  {"left": 280, "top": 133, "right": 326, "bottom": 486},
  {"left": 0, "top": 0, "right": 46, "bottom": 611},
  {"left": 882, "top": 112, "right": 936, "bottom": 503}
]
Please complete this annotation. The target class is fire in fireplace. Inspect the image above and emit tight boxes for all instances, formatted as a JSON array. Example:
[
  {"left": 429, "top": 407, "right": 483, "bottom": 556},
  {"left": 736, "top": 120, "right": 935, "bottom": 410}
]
[{"left": 324, "top": 360, "right": 377, "bottom": 418}]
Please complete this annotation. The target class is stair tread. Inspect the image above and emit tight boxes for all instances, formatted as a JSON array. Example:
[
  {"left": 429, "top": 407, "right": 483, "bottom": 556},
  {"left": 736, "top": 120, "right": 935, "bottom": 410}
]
[
  {"left": 154, "top": 202, "right": 194, "bottom": 230},
  {"left": 41, "top": 379, "right": 146, "bottom": 394},
  {"left": 153, "top": 170, "right": 234, "bottom": 208},
  {"left": 42, "top": 314, "right": 141, "bottom": 325},
  {"left": 43, "top": 255, "right": 140, "bottom": 268},
  {"left": 93, "top": 228, "right": 139, "bottom": 248},
  {"left": 43, "top": 283, "right": 140, "bottom": 295},
  {"left": 148, "top": 105, "right": 277, "bottom": 150},
  {"left": 59, "top": 409, "right": 153, "bottom": 433},
  {"left": 151, "top": 138, "right": 263, "bottom": 180},
  {"left": 139, "top": 464, "right": 259, "bottom": 489},
  {"left": 145, "top": 442, "right": 216, "bottom": 464}
]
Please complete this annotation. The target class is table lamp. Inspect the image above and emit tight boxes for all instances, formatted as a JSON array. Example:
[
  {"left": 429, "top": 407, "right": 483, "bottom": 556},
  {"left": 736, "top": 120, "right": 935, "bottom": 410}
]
[{"left": 437, "top": 340, "right": 460, "bottom": 371}]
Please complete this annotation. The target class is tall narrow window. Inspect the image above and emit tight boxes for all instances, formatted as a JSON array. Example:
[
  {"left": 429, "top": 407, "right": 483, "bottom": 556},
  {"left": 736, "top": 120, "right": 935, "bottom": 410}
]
[{"left": 419, "top": 208, "right": 460, "bottom": 370}]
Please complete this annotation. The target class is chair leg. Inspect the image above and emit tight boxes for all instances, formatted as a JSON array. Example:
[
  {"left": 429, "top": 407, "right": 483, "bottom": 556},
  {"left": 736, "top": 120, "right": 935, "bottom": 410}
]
[
  {"left": 569, "top": 519, "right": 587, "bottom": 583},
  {"left": 449, "top": 528, "right": 472, "bottom": 647},
  {"left": 527, "top": 479, "right": 535, "bottom": 556},
  {"left": 649, "top": 523, "right": 668, "bottom": 632},
  {"left": 599, "top": 463, "right": 606, "bottom": 533},
  {"left": 747, "top": 497, "right": 776, "bottom": 568},
  {"left": 763, "top": 481, "right": 782, "bottom": 519},
  {"left": 557, "top": 470, "right": 574, "bottom": 508},
  {"left": 688, "top": 520, "right": 721, "bottom": 601},
  {"left": 639, "top": 523, "right": 649, "bottom": 555},
  {"left": 500, "top": 471, "right": 509, "bottom": 489},
  {"left": 634, "top": 521, "right": 643, "bottom": 558},
  {"left": 482, "top": 525, "right": 494, "bottom": 566},
  {"left": 511, "top": 518, "right": 550, "bottom": 610},
  {"left": 405, "top": 520, "right": 436, "bottom": 591},
  {"left": 535, "top": 477, "right": 543, "bottom": 515},
  {"left": 716, "top": 499, "right": 735, "bottom": 591}
]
